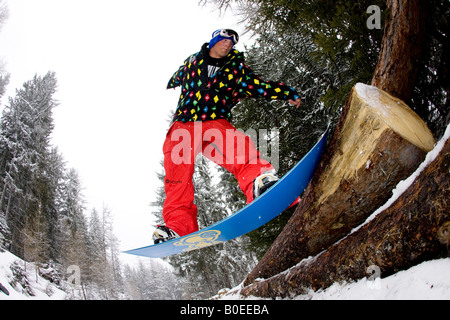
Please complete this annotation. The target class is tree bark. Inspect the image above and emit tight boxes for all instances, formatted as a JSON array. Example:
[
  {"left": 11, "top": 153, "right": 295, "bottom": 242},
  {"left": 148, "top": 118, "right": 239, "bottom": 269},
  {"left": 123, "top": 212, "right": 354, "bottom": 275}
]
[
  {"left": 239, "top": 134, "right": 449, "bottom": 299},
  {"left": 371, "top": 0, "right": 427, "bottom": 102},
  {"left": 244, "top": 83, "right": 435, "bottom": 286}
]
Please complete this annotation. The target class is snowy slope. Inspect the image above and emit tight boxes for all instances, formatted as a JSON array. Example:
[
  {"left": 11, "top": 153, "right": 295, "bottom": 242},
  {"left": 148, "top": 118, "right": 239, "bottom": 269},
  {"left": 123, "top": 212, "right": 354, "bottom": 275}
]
[
  {"left": 0, "top": 250, "right": 67, "bottom": 300},
  {"left": 217, "top": 258, "right": 450, "bottom": 300},
  {"left": 296, "top": 258, "right": 450, "bottom": 300}
]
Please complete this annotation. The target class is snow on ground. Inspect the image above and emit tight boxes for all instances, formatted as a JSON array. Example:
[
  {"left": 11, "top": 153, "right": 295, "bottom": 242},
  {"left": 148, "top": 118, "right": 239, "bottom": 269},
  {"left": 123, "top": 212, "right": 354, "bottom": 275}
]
[
  {"left": 295, "top": 258, "right": 450, "bottom": 300},
  {"left": 218, "top": 258, "right": 450, "bottom": 300},
  {"left": 0, "top": 250, "right": 67, "bottom": 300}
]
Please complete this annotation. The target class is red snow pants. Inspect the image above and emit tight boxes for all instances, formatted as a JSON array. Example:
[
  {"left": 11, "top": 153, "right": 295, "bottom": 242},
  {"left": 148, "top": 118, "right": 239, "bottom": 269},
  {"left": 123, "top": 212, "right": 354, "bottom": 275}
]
[{"left": 162, "top": 119, "right": 274, "bottom": 236}]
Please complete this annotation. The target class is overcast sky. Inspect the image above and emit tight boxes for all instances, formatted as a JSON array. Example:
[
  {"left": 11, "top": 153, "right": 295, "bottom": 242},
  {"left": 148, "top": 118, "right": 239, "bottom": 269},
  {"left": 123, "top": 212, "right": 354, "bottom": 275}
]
[{"left": 0, "top": 0, "right": 246, "bottom": 263}]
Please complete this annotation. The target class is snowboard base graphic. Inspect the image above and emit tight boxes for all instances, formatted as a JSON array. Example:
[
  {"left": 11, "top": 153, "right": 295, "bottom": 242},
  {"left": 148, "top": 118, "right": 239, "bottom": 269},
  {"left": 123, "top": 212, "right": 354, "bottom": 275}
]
[{"left": 125, "top": 128, "right": 329, "bottom": 258}]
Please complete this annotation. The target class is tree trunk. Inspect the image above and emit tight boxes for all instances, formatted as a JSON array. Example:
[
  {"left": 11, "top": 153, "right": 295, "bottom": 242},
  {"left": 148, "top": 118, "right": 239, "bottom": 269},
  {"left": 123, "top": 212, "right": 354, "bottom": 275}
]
[
  {"left": 244, "top": 83, "right": 435, "bottom": 286},
  {"left": 239, "top": 134, "right": 449, "bottom": 298},
  {"left": 371, "top": 0, "right": 427, "bottom": 102}
]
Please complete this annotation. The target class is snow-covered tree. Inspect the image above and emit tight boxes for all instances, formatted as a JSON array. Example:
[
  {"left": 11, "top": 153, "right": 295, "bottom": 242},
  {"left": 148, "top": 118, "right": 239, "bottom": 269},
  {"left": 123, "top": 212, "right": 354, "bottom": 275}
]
[
  {"left": 0, "top": 72, "right": 58, "bottom": 258},
  {"left": 122, "top": 259, "right": 183, "bottom": 300}
]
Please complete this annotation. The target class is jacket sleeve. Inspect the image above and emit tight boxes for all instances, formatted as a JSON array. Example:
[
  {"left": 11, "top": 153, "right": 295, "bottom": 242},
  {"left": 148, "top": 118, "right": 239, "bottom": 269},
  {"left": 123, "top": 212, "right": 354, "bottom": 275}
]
[
  {"left": 167, "top": 63, "right": 185, "bottom": 89},
  {"left": 167, "top": 52, "right": 201, "bottom": 89},
  {"left": 238, "top": 63, "right": 300, "bottom": 102}
]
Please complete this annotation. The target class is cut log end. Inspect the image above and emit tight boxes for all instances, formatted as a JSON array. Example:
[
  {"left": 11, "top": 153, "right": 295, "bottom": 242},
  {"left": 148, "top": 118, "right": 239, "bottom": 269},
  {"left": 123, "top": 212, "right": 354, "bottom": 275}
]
[
  {"left": 319, "top": 83, "right": 435, "bottom": 204},
  {"left": 354, "top": 83, "right": 435, "bottom": 152}
]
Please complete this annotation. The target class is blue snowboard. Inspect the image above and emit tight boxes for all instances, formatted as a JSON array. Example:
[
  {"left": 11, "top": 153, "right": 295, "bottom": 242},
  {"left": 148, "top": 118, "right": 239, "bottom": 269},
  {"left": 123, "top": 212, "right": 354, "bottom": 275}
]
[{"left": 125, "top": 128, "right": 329, "bottom": 258}]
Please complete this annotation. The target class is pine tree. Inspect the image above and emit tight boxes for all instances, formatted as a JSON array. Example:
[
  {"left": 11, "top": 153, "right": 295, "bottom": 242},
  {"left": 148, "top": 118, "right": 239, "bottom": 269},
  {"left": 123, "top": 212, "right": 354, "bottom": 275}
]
[
  {"left": 0, "top": 73, "right": 9, "bottom": 107},
  {"left": 33, "top": 147, "right": 64, "bottom": 261},
  {"left": 0, "top": 0, "right": 10, "bottom": 249},
  {"left": 0, "top": 72, "right": 58, "bottom": 258},
  {"left": 84, "top": 206, "right": 122, "bottom": 299},
  {"left": 22, "top": 202, "right": 48, "bottom": 267},
  {"left": 57, "top": 167, "right": 86, "bottom": 245},
  {"left": 57, "top": 166, "right": 90, "bottom": 296},
  {"left": 87, "top": 208, "right": 109, "bottom": 298}
]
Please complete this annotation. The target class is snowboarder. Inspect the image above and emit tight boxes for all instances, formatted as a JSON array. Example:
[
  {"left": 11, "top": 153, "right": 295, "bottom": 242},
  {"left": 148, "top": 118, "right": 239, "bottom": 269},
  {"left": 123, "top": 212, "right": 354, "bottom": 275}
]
[{"left": 154, "top": 29, "right": 302, "bottom": 244}]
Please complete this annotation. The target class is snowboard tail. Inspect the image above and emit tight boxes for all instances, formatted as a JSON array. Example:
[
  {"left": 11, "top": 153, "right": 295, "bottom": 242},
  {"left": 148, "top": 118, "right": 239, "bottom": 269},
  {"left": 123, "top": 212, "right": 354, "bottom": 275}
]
[{"left": 125, "top": 127, "right": 329, "bottom": 258}]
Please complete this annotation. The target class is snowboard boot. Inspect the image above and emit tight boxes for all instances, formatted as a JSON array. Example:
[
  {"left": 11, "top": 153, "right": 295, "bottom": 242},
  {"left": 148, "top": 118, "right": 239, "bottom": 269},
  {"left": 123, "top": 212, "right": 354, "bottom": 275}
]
[
  {"left": 253, "top": 171, "right": 279, "bottom": 199},
  {"left": 153, "top": 225, "right": 180, "bottom": 244}
]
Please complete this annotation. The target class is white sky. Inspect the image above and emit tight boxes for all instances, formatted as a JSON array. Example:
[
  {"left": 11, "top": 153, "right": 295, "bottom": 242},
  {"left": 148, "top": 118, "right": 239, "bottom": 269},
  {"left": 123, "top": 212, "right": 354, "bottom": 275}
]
[{"left": 0, "top": 0, "right": 247, "bottom": 264}]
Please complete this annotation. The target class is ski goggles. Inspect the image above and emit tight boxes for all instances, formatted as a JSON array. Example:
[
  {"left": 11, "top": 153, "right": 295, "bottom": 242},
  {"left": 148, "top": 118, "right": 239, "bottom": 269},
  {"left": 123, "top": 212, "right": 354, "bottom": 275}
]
[{"left": 212, "top": 29, "right": 239, "bottom": 45}]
